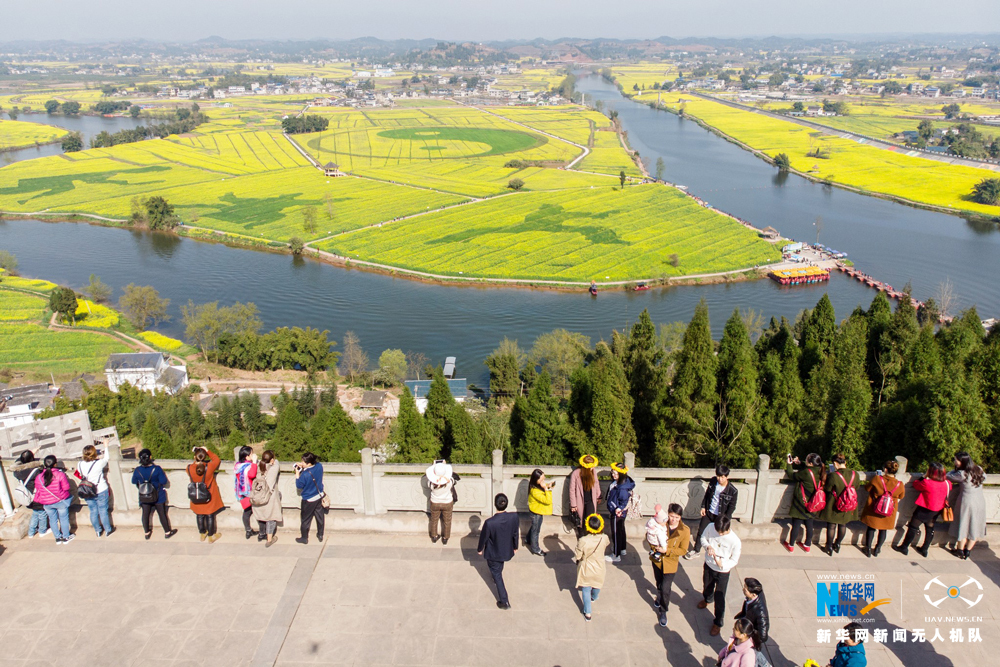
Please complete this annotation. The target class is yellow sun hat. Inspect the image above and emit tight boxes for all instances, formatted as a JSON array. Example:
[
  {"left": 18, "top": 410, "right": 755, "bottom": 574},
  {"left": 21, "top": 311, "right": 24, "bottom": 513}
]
[
  {"left": 585, "top": 513, "right": 605, "bottom": 534},
  {"left": 611, "top": 462, "right": 628, "bottom": 475},
  {"left": 579, "top": 455, "right": 599, "bottom": 469}
]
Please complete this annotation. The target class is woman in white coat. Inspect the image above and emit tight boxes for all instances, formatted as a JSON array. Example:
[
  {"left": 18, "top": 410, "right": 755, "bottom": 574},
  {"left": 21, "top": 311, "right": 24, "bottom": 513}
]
[{"left": 251, "top": 450, "right": 282, "bottom": 548}]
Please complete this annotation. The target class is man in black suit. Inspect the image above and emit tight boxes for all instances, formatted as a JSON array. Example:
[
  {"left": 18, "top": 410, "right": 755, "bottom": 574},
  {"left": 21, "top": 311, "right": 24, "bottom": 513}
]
[{"left": 477, "top": 493, "right": 519, "bottom": 609}]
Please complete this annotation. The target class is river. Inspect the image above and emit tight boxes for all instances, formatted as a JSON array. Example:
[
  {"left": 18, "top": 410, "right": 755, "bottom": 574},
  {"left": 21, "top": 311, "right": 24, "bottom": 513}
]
[
  {"left": 1, "top": 112, "right": 146, "bottom": 165},
  {"left": 2, "top": 76, "right": 998, "bottom": 387}
]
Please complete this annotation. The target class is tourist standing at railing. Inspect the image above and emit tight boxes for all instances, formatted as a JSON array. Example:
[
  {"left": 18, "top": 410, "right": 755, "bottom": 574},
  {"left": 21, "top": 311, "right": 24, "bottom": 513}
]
[
  {"left": 782, "top": 453, "right": 826, "bottom": 553},
  {"left": 234, "top": 446, "right": 261, "bottom": 541},
  {"left": 568, "top": 455, "right": 601, "bottom": 537},
  {"left": 526, "top": 469, "right": 554, "bottom": 556},
  {"left": 188, "top": 447, "right": 224, "bottom": 543},
  {"left": 860, "top": 460, "right": 904, "bottom": 558},
  {"left": 698, "top": 515, "right": 742, "bottom": 637},
  {"left": 685, "top": 464, "right": 737, "bottom": 560},
  {"left": 946, "top": 452, "right": 986, "bottom": 560},
  {"left": 132, "top": 448, "right": 176, "bottom": 539},
  {"left": 75, "top": 444, "right": 113, "bottom": 538},
  {"left": 650, "top": 503, "right": 689, "bottom": 628},
  {"left": 295, "top": 452, "right": 326, "bottom": 544},
  {"left": 893, "top": 462, "right": 950, "bottom": 558},
  {"left": 478, "top": 493, "right": 519, "bottom": 610},
  {"left": 604, "top": 462, "right": 634, "bottom": 563},
  {"left": 425, "top": 460, "right": 456, "bottom": 545},
  {"left": 34, "top": 455, "right": 74, "bottom": 544},
  {"left": 820, "top": 454, "right": 863, "bottom": 556},
  {"left": 252, "top": 450, "right": 282, "bottom": 548},
  {"left": 12, "top": 450, "right": 48, "bottom": 539},
  {"left": 573, "top": 513, "right": 609, "bottom": 621},
  {"left": 735, "top": 578, "right": 771, "bottom": 667}
]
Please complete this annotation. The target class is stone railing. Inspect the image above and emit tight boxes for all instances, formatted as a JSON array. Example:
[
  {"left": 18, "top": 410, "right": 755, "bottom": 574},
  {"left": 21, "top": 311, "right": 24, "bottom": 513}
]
[{"left": 3, "top": 449, "right": 1000, "bottom": 535}]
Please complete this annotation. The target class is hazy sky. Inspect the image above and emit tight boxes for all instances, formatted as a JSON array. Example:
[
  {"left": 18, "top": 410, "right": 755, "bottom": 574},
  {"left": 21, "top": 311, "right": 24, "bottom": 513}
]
[{"left": 6, "top": 0, "right": 1000, "bottom": 42}]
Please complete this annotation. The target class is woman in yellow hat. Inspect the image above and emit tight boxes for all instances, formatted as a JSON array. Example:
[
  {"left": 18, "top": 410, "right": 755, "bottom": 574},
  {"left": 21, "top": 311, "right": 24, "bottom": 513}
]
[
  {"left": 574, "top": 513, "right": 610, "bottom": 620},
  {"left": 605, "top": 462, "right": 635, "bottom": 563},
  {"left": 568, "top": 455, "right": 601, "bottom": 537}
]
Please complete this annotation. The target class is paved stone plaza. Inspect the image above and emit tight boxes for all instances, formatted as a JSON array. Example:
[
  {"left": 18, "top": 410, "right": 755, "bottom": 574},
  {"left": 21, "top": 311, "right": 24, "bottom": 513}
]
[{"left": 0, "top": 525, "right": 997, "bottom": 666}]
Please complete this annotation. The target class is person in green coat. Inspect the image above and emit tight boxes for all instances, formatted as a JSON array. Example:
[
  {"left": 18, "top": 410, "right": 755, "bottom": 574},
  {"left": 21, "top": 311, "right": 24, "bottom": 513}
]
[
  {"left": 782, "top": 453, "right": 826, "bottom": 553},
  {"left": 820, "top": 453, "right": 864, "bottom": 556}
]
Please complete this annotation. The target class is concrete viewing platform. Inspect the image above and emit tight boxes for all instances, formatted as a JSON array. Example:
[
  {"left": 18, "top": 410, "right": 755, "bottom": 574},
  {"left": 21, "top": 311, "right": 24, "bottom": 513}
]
[{"left": 0, "top": 524, "right": 997, "bottom": 666}]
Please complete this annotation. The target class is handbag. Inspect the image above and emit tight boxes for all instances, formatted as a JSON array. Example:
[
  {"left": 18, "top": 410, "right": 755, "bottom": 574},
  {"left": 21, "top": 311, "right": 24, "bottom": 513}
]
[
  {"left": 940, "top": 480, "right": 954, "bottom": 522},
  {"left": 77, "top": 461, "right": 99, "bottom": 500},
  {"left": 309, "top": 467, "right": 331, "bottom": 509}
]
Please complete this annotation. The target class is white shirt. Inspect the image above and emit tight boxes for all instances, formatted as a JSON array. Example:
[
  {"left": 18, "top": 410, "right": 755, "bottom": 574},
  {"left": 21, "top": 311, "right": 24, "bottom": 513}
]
[
  {"left": 429, "top": 477, "right": 454, "bottom": 504},
  {"left": 709, "top": 483, "right": 724, "bottom": 515},
  {"left": 702, "top": 524, "right": 741, "bottom": 573},
  {"left": 76, "top": 448, "right": 110, "bottom": 494}
]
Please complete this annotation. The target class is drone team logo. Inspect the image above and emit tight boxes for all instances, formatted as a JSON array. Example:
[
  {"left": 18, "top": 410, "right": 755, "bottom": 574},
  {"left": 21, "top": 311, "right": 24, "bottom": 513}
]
[{"left": 924, "top": 576, "right": 983, "bottom": 608}]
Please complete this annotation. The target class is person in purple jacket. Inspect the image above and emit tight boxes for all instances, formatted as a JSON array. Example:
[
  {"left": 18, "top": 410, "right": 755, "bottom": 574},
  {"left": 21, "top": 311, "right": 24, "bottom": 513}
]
[{"left": 34, "top": 455, "right": 74, "bottom": 544}]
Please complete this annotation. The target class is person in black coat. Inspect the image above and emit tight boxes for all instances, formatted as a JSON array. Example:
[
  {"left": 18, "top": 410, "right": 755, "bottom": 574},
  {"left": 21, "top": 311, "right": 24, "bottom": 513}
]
[
  {"left": 478, "top": 493, "right": 520, "bottom": 609},
  {"left": 686, "top": 464, "right": 738, "bottom": 558},
  {"left": 734, "top": 577, "right": 771, "bottom": 666}
]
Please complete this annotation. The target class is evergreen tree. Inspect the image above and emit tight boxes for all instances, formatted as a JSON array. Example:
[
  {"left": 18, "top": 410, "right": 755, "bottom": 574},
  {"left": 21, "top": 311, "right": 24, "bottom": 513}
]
[
  {"left": 715, "top": 309, "right": 760, "bottom": 467},
  {"left": 569, "top": 342, "right": 636, "bottom": 464},
  {"left": 827, "top": 315, "right": 873, "bottom": 467},
  {"left": 485, "top": 338, "right": 525, "bottom": 403},
  {"left": 446, "top": 402, "right": 487, "bottom": 463},
  {"left": 424, "top": 369, "right": 455, "bottom": 446},
  {"left": 755, "top": 322, "right": 804, "bottom": 462},
  {"left": 269, "top": 403, "right": 309, "bottom": 460},
  {"left": 310, "top": 403, "right": 365, "bottom": 463},
  {"left": 622, "top": 309, "right": 666, "bottom": 464},
  {"left": 509, "top": 371, "right": 567, "bottom": 465},
  {"left": 799, "top": 294, "right": 837, "bottom": 379},
  {"left": 226, "top": 430, "right": 248, "bottom": 453},
  {"left": 141, "top": 415, "right": 177, "bottom": 459},
  {"left": 654, "top": 300, "right": 717, "bottom": 466},
  {"left": 240, "top": 392, "right": 265, "bottom": 443},
  {"left": 975, "top": 330, "right": 1000, "bottom": 470},
  {"left": 394, "top": 387, "right": 439, "bottom": 462},
  {"left": 869, "top": 295, "right": 919, "bottom": 411},
  {"left": 937, "top": 307, "right": 985, "bottom": 367}
]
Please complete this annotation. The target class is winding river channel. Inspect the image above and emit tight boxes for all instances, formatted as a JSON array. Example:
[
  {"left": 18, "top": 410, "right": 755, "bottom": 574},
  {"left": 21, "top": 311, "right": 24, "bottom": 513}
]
[{"left": 2, "top": 76, "right": 999, "bottom": 387}]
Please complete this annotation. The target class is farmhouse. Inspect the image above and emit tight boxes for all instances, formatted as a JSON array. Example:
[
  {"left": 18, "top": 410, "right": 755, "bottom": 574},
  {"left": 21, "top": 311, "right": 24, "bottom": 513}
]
[
  {"left": 404, "top": 378, "right": 469, "bottom": 414},
  {"left": 0, "top": 383, "right": 55, "bottom": 429},
  {"left": 105, "top": 352, "right": 188, "bottom": 395}
]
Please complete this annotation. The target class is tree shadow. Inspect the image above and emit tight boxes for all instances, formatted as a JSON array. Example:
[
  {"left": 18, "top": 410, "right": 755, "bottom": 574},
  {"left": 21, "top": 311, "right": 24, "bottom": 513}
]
[
  {"left": 656, "top": 564, "right": 707, "bottom": 667},
  {"left": 862, "top": 605, "right": 956, "bottom": 667},
  {"left": 542, "top": 533, "right": 581, "bottom": 609}
]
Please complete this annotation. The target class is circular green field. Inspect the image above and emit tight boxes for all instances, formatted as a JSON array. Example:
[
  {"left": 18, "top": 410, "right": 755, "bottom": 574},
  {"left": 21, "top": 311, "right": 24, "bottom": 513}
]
[{"left": 305, "top": 126, "right": 546, "bottom": 160}]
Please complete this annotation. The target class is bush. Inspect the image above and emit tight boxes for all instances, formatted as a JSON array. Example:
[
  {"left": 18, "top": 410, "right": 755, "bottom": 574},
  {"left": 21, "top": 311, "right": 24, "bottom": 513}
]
[
  {"left": 774, "top": 153, "right": 791, "bottom": 171},
  {"left": 971, "top": 178, "right": 1000, "bottom": 206},
  {"left": 507, "top": 178, "right": 525, "bottom": 191}
]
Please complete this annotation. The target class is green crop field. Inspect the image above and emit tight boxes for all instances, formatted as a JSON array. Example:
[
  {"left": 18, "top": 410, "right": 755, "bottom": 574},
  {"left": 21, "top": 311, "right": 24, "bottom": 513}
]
[
  {"left": 318, "top": 184, "right": 780, "bottom": 282},
  {"left": 654, "top": 95, "right": 1000, "bottom": 217},
  {"left": 0, "top": 290, "right": 48, "bottom": 321},
  {"left": 0, "top": 119, "right": 68, "bottom": 151},
  {"left": 578, "top": 131, "right": 643, "bottom": 177}
]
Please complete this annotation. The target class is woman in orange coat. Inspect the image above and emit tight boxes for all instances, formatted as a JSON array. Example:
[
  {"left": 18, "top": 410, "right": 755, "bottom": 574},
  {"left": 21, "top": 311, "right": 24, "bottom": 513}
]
[{"left": 188, "top": 447, "right": 224, "bottom": 542}]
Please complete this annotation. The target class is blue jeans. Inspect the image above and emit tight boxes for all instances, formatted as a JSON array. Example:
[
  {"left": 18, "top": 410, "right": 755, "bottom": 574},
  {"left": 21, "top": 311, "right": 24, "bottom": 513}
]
[
  {"left": 85, "top": 489, "right": 112, "bottom": 535},
  {"left": 29, "top": 509, "right": 49, "bottom": 536},
  {"left": 582, "top": 586, "right": 600, "bottom": 615},
  {"left": 43, "top": 497, "right": 72, "bottom": 540},
  {"left": 527, "top": 513, "right": 544, "bottom": 553}
]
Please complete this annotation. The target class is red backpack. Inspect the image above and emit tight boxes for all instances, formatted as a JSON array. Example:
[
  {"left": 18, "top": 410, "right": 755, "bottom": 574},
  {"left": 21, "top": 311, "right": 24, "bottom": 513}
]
[
  {"left": 833, "top": 471, "right": 858, "bottom": 512},
  {"left": 801, "top": 469, "right": 826, "bottom": 513},
  {"left": 873, "top": 477, "right": 901, "bottom": 517}
]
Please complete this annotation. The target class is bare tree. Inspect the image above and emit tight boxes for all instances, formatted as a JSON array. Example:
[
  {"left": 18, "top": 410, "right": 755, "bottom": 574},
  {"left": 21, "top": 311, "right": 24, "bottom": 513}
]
[
  {"left": 341, "top": 331, "right": 369, "bottom": 384},
  {"left": 405, "top": 351, "right": 428, "bottom": 380},
  {"left": 740, "top": 308, "right": 765, "bottom": 343},
  {"left": 935, "top": 278, "right": 957, "bottom": 320}
]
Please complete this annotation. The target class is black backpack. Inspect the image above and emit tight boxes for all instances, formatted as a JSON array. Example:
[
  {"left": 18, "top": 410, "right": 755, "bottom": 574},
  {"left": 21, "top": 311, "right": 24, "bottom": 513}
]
[
  {"left": 137, "top": 466, "right": 159, "bottom": 504},
  {"left": 188, "top": 465, "right": 212, "bottom": 504}
]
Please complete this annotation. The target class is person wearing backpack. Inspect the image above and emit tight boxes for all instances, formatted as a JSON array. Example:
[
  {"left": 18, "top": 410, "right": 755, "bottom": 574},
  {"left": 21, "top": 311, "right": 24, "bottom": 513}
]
[
  {"left": 235, "top": 446, "right": 262, "bottom": 541},
  {"left": 893, "top": 462, "right": 950, "bottom": 558},
  {"left": 820, "top": 454, "right": 863, "bottom": 556},
  {"left": 604, "top": 462, "right": 635, "bottom": 563},
  {"left": 75, "top": 444, "right": 113, "bottom": 538},
  {"left": 11, "top": 450, "right": 49, "bottom": 538},
  {"left": 251, "top": 450, "right": 282, "bottom": 548},
  {"left": 782, "top": 453, "right": 825, "bottom": 553},
  {"left": 34, "top": 455, "right": 74, "bottom": 544},
  {"left": 860, "top": 460, "right": 905, "bottom": 558},
  {"left": 187, "top": 447, "right": 224, "bottom": 542},
  {"left": 131, "top": 448, "right": 177, "bottom": 540}
]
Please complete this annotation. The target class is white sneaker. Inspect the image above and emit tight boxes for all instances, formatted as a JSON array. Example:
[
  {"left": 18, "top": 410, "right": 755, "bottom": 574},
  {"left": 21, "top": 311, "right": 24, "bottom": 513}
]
[
  {"left": 27, "top": 533, "right": 36, "bottom": 539},
  {"left": 683, "top": 551, "right": 698, "bottom": 560},
  {"left": 40, "top": 529, "right": 50, "bottom": 536},
  {"left": 605, "top": 555, "right": 614, "bottom": 561},
  {"left": 63, "top": 534, "right": 75, "bottom": 544},
  {"left": 621, "top": 549, "right": 627, "bottom": 556}
]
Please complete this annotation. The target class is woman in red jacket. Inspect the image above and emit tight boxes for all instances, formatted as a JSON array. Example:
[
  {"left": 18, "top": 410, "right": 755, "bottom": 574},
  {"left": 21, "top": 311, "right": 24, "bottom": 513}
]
[
  {"left": 188, "top": 447, "right": 225, "bottom": 542},
  {"left": 894, "top": 462, "right": 950, "bottom": 558}
]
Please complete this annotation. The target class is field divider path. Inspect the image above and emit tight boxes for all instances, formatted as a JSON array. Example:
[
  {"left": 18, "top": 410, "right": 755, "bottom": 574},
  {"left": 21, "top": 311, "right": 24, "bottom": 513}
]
[
  {"left": 686, "top": 91, "right": 1000, "bottom": 171},
  {"left": 466, "top": 102, "right": 592, "bottom": 169}
]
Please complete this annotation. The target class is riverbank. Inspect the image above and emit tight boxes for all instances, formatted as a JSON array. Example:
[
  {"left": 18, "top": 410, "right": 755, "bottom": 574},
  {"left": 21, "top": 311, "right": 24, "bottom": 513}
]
[{"left": 636, "top": 93, "right": 1000, "bottom": 224}]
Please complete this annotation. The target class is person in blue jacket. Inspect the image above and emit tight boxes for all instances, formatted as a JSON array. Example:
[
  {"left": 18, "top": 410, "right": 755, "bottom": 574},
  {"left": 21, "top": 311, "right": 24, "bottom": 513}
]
[
  {"left": 294, "top": 452, "right": 326, "bottom": 544},
  {"left": 131, "top": 448, "right": 177, "bottom": 540},
  {"left": 829, "top": 622, "right": 867, "bottom": 667},
  {"left": 605, "top": 462, "right": 635, "bottom": 563}
]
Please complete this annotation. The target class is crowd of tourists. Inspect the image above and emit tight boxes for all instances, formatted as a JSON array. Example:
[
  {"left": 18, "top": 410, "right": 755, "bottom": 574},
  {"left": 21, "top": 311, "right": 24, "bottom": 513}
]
[{"left": 8, "top": 445, "right": 989, "bottom": 666}]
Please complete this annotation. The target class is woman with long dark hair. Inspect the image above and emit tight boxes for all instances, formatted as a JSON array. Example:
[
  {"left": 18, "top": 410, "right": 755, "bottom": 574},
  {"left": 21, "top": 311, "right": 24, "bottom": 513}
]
[
  {"left": 947, "top": 452, "right": 986, "bottom": 560},
  {"left": 295, "top": 452, "right": 325, "bottom": 544},
  {"left": 605, "top": 462, "right": 635, "bottom": 563},
  {"left": 783, "top": 453, "right": 825, "bottom": 553},
  {"left": 820, "top": 453, "right": 863, "bottom": 556},
  {"left": 526, "top": 468, "right": 554, "bottom": 556},
  {"left": 894, "top": 462, "right": 950, "bottom": 558},
  {"left": 234, "top": 445, "right": 261, "bottom": 541},
  {"left": 188, "top": 447, "right": 224, "bottom": 542},
  {"left": 860, "top": 460, "right": 905, "bottom": 558},
  {"left": 76, "top": 444, "right": 113, "bottom": 537},
  {"left": 131, "top": 448, "right": 176, "bottom": 539},
  {"left": 12, "top": 450, "right": 49, "bottom": 538},
  {"left": 34, "top": 455, "right": 73, "bottom": 544},
  {"left": 568, "top": 455, "right": 601, "bottom": 537},
  {"left": 252, "top": 450, "right": 282, "bottom": 548}
]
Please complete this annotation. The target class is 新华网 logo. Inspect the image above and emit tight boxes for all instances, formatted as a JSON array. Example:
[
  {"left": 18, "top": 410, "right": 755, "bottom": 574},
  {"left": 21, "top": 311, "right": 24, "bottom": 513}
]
[{"left": 817, "top": 581, "right": 891, "bottom": 617}]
